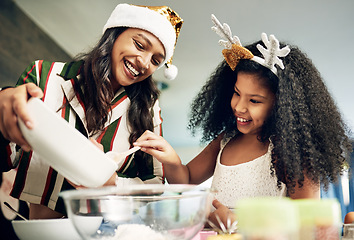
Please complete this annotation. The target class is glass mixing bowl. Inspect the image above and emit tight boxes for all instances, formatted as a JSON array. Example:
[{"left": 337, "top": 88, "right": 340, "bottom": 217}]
[{"left": 60, "top": 184, "right": 213, "bottom": 240}]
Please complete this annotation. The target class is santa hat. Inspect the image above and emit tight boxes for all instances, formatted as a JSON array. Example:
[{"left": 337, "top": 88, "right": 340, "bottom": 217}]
[{"left": 103, "top": 4, "right": 183, "bottom": 80}]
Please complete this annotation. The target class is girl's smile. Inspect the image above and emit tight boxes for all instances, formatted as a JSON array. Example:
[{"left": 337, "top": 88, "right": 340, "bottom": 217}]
[{"left": 236, "top": 117, "right": 251, "bottom": 124}]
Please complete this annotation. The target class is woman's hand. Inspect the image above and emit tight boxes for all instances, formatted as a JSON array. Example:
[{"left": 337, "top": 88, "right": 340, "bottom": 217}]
[
  {"left": 0, "top": 83, "right": 43, "bottom": 151},
  {"left": 133, "top": 130, "right": 181, "bottom": 165},
  {"left": 207, "top": 199, "right": 237, "bottom": 232}
]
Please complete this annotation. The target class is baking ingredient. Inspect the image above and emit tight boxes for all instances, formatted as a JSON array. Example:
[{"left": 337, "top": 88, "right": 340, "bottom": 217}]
[{"left": 112, "top": 224, "right": 166, "bottom": 240}]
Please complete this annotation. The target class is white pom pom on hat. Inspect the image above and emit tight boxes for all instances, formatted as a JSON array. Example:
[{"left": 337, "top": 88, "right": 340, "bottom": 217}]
[
  {"left": 103, "top": 4, "right": 183, "bottom": 80},
  {"left": 164, "top": 64, "right": 178, "bottom": 80}
]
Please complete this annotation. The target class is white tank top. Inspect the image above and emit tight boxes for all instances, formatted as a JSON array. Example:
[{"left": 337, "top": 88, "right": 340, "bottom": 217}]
[{"left": 211, "top": 133, "right": 287, "bottom": 209}]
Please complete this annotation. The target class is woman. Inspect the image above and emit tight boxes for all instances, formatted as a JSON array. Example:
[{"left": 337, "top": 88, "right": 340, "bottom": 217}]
[{"left": 0, "top": 3, "right": 183, "bottom": 219}]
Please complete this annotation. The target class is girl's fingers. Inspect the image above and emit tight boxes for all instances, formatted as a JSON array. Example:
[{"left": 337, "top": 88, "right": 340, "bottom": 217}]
[
  {"left": 212, "top": 199, "right": 222, "bottom": 209},
  {"left": 139, "top": 147, "right": 164, "bottom": 158},
  {"left": 136, "top": 130, "right": 158, "bottom": 142},
  {"left": 134, "top": 138, "right": 158, "bottom": 147},
  {"left": 134, "top": 131, "right": 166, "bottom": 149},
  {"left": 135, "top": 139, "right": 170, "bottom": 154}
]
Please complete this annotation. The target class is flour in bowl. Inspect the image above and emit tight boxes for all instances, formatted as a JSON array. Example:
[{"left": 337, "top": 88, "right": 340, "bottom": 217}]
[{"left": 113, "top": 224, "right": 166, "bottom": 240}]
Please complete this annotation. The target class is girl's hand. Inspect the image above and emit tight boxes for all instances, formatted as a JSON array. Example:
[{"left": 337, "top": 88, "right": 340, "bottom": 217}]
[
  {"left": 0, "top": 83, "right": 43, "bottom": 151},
  {"left": 133, "top": 130, "right": 181, "bottom": 165},
  {"left": 208, "top": 199, "right": 237, "bottom": 231}
]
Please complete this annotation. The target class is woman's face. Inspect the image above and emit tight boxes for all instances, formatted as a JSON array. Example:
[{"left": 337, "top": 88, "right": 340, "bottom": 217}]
[
  {"left": 231, "top": 72, "right": 275, "bottom": 136},
  {"left": 110, "top": 28, "right": 165, "bottom": 91}
]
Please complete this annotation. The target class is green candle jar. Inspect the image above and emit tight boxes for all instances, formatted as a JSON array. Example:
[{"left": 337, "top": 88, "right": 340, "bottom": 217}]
[
  {"left": 236, "top": 197, "right": 299, "bottom": 240},
  {"left": 293, "top": 199, "right": 342, "bottom": 240}
]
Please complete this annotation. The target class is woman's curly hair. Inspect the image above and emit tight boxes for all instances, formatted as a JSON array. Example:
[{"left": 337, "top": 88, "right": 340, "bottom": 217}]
[{"left": 188, "top": 40, "right": 352, "bottom": 193}]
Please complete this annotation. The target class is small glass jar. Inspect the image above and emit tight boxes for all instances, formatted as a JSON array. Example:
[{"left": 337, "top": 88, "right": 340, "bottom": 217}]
[
  {"left": 236, "top": 197, "right": 299, "bottom": 240},
  {"left": 293, "top": 199, "right": 342, "bottom": 240},
  {"left": 342, "top": 223, "right": 354, "bottom": 240}
]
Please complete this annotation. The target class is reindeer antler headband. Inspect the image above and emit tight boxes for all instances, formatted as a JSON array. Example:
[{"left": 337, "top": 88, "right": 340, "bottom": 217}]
[{"left": 211, "top": 14, "right": 290, "bottom": 75}]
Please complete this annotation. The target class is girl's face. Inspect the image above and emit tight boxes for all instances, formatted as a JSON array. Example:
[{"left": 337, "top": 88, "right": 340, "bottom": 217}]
[
  {"left": 110, "top": 28, "right": 165, "bottom": 91},
  {"left": 231, "top": 72, "right": 275, "bottom": 136}
]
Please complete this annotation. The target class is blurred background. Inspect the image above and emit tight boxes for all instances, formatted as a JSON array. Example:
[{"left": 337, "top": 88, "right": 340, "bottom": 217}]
[
  {"left": 1, "top": 0, "right": 354, "bottom": 158},
  {"left": 0, "top": 0, "right": 353, "bottom": 229}
]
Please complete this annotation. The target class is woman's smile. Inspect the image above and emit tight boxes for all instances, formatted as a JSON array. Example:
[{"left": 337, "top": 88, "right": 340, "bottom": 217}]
[
  {"left": 124, "top": 60, "right": 140, "bottom": 77},
  {"left": 110, "top": 28, "right": 165, "bottom": 91}
]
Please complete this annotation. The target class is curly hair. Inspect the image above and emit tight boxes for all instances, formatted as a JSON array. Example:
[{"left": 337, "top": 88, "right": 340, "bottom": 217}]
[
  {"left": 75, "top": 27, "right": 159, "bottom": 172},
  {"left": 188, "top": 40, "right": 352, "bottom": 193}
]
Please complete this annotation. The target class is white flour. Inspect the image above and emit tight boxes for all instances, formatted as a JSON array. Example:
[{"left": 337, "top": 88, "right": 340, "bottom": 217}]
[{"left": 113, "top": 224, "right": 166, "bottom": 240}]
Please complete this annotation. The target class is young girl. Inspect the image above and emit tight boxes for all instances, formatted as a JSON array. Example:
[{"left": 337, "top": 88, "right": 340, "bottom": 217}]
[
  {"left": 134, "top": 15, "right": 352, "bottom": 227},
  {"left": 0, "top": 4, "right": 183, "bottom": 219}
]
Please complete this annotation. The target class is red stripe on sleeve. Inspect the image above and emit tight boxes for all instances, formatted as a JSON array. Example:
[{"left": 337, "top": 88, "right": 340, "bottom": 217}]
[
  {"left": 111, "top": 95, "right": 128, "bottom": 110},
  {"left": 86, "top": 199, "right": 91, "bottom": 213},
  {"left": 96, "top": 127, "right": 108, "bottom": 143},
  {"left": 61, "top": 97, "right": 67, "bottom": 119},
  {"left": 40, "top": 168, "right": 54, "bottom": 205},
  {"left": 38, "top": 60, "right": 43, "bottom": 78},
  {"left": 118, "top": 156, "right": 130, "bottom": 172},
  {"left": 5, "top": 145, "right": 12, "bottom": 167},
  {"left": 22, "top": 64, "right": 36, "bottom": 83}
]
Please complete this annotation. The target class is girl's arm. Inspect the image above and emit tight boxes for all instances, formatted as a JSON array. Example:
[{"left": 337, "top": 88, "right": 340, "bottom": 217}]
[
  {"left": 185, "top": 133, "right": 223, "bottom": 184},
  {"left": 134, "top": 130, "right": 222, "bottom": 184}
]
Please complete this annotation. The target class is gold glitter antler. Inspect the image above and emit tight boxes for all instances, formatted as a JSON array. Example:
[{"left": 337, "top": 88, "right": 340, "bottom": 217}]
[
  {"left": 252, "top": 33, "right": 290, "bottom": 75},
  {"left": 211, "top": 14, "right": 253, "bottom": 70}
]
